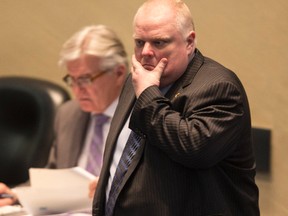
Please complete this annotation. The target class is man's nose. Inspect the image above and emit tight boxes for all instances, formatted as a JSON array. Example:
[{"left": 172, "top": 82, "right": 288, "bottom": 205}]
[{"left": 141, "top": 43, "right": 154, "bottom": 56}]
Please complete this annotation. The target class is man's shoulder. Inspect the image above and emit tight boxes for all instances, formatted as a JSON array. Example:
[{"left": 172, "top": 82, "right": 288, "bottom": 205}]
[
  {"left": 57, "top": 100, "right": 87, "bottom": 118},
  {"left": 58, "top": 100, "right": 81, "bottom": 112},
  {"left": 195, "top": 53, "right": 240, "bottom": 83}
]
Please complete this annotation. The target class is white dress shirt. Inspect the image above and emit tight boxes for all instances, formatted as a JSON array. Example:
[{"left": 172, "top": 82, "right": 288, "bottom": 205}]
[{"left": 77, "top": 99, "right": 119, "bottom": 171}]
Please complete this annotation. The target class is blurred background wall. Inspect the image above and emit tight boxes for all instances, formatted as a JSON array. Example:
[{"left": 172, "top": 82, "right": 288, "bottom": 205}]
[{"left": 1, "top": 0, "right": 287, "bottom": 215}]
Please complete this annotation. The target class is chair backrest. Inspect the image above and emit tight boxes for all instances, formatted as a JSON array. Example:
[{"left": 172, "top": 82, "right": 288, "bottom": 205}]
[
  {"left": 252, "top": 127, "right": 271, "bottom": 173},
  {"left": 0, "top": 76, "right": 70, "bottom": 186}
]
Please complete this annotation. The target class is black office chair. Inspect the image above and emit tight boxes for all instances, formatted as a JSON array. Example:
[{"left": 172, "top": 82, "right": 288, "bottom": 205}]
[{"left": 0, "top": 76, "right": 70, "bottom": 187}]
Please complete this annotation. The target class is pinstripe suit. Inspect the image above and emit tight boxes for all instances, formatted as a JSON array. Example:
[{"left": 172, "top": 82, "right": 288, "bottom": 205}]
[
  {"left": 93, "top": 50, "right": 260, "bottom": 216},
  {"left": 47, "top": 100, "right": 90, "bottom": 168}
]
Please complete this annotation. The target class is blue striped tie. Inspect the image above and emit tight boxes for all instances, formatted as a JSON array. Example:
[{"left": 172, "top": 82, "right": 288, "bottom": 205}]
[{"left": 105, "top": 131, "right": 141, "bottom": 216}]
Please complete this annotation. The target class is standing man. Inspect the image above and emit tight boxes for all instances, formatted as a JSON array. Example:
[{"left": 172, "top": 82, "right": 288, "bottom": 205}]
[{"left": 93, "top": 0, "right": 259, "bottom": 216}]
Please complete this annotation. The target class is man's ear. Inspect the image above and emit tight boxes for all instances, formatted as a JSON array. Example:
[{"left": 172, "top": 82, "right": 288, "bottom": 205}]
[
  {"left": 186, "top": 31, "right": 196, "bottom": 54},
  {"left": 114, "top": 64, "right": 127, "bottom": 86},
  {"left": 115, "top": 64, "right": 127, "bottom": 77}
]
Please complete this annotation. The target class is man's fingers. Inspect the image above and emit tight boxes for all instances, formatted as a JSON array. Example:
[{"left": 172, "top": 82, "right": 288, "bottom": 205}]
[
  {"left": 155, "top": 58, "right": 168, "bottom": 73},
  {"left": 131, "top": 54, "right": 141, "bottom": 69}
]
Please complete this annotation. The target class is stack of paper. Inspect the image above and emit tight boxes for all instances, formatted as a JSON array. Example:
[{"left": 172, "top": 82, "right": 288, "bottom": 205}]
[
  {"left": 0, "top": 205, "right": 28, "bottom": 216},
  {"left": 13, "top": 167, "right": 95, "bottom": 215}
]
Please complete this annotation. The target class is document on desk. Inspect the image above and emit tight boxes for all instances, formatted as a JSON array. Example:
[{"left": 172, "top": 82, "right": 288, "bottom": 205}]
[{"left": 13, "top": 167, "right": 95, "bottom": 216}]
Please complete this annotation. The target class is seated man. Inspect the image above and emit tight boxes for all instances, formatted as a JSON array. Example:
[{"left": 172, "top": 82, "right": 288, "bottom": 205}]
[{"left": 0, "top": 24, "right": 128, "bottom": 207}]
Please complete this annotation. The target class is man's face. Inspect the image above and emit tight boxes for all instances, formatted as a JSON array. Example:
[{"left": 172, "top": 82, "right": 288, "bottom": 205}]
[
  {"left": 65, "top": 55, "right": 122, "bottom": 113},
  {"left": 133, "top": 5, "right": 195, "bottom": 87}
]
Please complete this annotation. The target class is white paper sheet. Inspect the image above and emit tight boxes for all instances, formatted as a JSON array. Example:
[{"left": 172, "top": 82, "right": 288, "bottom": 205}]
[
  {"left": 13, "top": 167, "right": 96, "bottom": 215},
  {"left": 0, "top": 205, "right": 29, "bottom": 216}
]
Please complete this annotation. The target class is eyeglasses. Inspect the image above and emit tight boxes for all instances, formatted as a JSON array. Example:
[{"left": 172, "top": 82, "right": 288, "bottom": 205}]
[{"left": 63, "top": 70, "right": 107, "bottom": 87}]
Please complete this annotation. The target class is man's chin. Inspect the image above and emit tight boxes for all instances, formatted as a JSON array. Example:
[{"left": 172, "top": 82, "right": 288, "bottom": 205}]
[{"left": 79, "top": 101, "right": 93, "bottom": 112}]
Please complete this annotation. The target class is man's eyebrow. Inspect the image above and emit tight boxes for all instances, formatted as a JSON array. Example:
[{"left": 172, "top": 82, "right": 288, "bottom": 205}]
[{"left": 152, "top": 36, "right": 171, "bottom": 41}]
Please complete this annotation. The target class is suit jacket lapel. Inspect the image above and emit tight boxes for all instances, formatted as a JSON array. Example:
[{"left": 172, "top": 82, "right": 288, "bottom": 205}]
[
  {"left": 166, "top": 49, "right": 204, "bottom": 100},
  {"left": 69, "top": 111, "right": 90, "bottom": 166},
  {"left": 94, "top": 79, "right": 136, "bottom": 214},
  {"left": 104, "top": 75, "right": 135, "bottom": 159},
  {"left": 101, "top": 75, "right": 136, "bottom": 190},
  {"left": 119, "top": 136, "right": 144, "bottom": 191}
]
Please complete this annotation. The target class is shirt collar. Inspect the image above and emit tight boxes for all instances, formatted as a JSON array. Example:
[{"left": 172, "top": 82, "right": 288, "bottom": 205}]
[{"left": 91, "top": 98, "right": 119, "bottom": 119}]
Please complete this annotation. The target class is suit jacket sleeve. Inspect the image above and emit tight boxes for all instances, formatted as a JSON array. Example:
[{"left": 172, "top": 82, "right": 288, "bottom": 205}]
[{"left": 46, "top": 100, "right": 90, "bottom": 168}]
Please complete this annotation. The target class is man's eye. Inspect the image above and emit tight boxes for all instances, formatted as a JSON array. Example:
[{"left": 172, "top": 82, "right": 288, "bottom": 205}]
[
  {"left": 78, "top": 77, "right": 91, "bottom": 83},
  {"left": 153, "top": 40, "right": 167, "bottom": 48},
  {"left": 135, "top": 40, "right": 144, "bottom": 47}
]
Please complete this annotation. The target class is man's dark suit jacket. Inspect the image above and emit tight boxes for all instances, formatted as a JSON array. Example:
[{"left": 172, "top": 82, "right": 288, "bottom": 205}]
[
  {"left": 47, "top": 100, "right": 90, "bottom": 168},
  {"left": 93, "top": 50, "right": 260, "bottom": 216}
]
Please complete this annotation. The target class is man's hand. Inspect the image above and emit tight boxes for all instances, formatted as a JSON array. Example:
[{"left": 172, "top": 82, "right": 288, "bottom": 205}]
[
  {"left": 88, "top": 177, "right": 99, "bottom": 199},
  {"left": 131, "top": 55, "right": 167, "bottom": 98},
  {"left": 0, "top": 183, "right": 17, "bottom": 206}
]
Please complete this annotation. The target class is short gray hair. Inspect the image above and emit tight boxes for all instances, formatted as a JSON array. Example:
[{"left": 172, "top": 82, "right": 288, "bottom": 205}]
[
  {"left": 135, "top": 0, "right": 195, "bottom": 38},
  {"left": 174, "top": 0, "right": 195, "bottom": 35},
  {"left": 59, "top": 25, "right": 128, "bottom": 71}
]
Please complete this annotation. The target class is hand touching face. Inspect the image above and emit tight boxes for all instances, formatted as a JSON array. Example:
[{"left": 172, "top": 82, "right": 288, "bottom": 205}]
[{"left": 131, "top": 54, "right": 167, "bottom": 97}]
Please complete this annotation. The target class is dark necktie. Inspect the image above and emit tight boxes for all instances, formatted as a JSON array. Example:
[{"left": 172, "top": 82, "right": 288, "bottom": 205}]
[
  {"left": 105, "top": 131, "right": 141, "bottom": 216},
  {"left": 86, "top": 114, "right": 109, "bottom": 176}
]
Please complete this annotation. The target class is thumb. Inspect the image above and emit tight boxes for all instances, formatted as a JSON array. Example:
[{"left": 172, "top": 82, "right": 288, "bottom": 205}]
[{"left": 154, "top": 58, "right": 168, "bottom": 74}]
